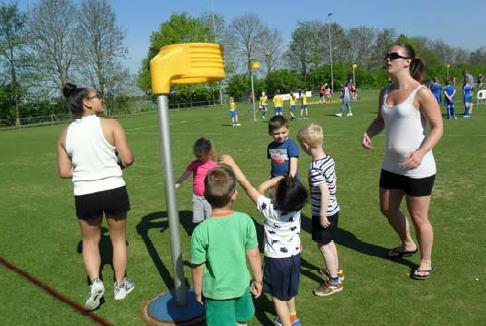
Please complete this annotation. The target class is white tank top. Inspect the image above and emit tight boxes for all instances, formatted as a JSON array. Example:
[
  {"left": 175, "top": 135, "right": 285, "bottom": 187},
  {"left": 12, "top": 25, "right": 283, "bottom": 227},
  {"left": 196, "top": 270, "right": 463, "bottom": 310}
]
[
  {"left": 66, "top": 115, "right": 125, "bottom": 195},
  {"left": 381, "top": 85, "right": 436, "bottom": 178}
]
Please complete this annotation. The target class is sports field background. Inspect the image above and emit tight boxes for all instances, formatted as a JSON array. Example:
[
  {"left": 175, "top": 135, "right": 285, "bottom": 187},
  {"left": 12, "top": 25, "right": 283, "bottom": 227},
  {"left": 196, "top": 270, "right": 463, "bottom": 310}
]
[{"left": 1, "top": 90, "right": 485, "bottom": 325}]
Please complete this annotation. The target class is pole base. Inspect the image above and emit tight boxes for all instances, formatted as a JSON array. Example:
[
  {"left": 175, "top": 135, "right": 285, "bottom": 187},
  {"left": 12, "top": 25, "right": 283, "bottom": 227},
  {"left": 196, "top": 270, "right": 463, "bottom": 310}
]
[{"left": 142, "top": 288, "right": 205, "bottom": 325}]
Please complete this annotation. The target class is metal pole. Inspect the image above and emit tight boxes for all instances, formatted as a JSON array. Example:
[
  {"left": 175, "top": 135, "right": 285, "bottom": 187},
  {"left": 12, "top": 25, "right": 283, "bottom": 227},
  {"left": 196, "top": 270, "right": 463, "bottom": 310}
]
[
  {"left": 327, "top": 13, "right": 334, "bottom": 94},
  {"left": 446, "top": 65, "right": 450, "bottom": 80},
  {"left": 211, "top": 0, "right": 224, "bottom": 105},
  {"left": 352, "top": 66, "right": 356, "bottom": 85},
  {"left": 156, "top": 95, "right": 187, "bottom": 306},
  {"left": 250, "top": 71, "right": 256, "bottom": 121}
]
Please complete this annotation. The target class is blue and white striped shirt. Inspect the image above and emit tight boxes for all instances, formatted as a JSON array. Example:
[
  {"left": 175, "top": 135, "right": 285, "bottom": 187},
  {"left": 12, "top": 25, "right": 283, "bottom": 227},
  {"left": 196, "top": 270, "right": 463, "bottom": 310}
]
[{"left": 308, "top": 155, "right": 340, "bottom": 216}]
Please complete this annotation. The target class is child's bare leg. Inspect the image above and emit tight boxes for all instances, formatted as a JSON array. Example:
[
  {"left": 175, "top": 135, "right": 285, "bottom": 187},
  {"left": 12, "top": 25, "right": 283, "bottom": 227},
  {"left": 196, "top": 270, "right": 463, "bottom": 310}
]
[
  {"left": 273, "top": 297, "right": 291, "bottom": 326},
  {"left": 318, "top": 242, "right": 338, "bottom": 278}
]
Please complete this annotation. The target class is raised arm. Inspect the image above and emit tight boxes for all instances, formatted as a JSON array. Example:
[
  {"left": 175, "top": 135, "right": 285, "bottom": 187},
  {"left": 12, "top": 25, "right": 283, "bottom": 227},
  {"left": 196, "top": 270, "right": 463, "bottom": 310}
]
[
  {"left": 219, "top": 154, "right": 260, "bottom": 204},
  {"left": 57, "top": 128, "right": 73, "bottom": 179},
  {"left": 175, "top": 170, "right": 191, "bottom": 189},
  {"left": 362, "top": 88, "right": 386, "bottom": 149},
  {"left": 257, "top": 176, "right": 284, "bottom": 195},
  {"left": 289, "top": 157, "right": 298, "bottom": 178}
]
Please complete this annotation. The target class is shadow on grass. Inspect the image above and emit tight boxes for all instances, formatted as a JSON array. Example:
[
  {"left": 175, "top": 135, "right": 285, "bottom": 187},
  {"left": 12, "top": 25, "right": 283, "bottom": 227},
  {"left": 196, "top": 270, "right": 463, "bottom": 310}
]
[
  {"left": 136, "top": 210, "right": 193, "bottom": 290},
  {"left": 300, "top": 214, "right": 416, "bottom": 269}
]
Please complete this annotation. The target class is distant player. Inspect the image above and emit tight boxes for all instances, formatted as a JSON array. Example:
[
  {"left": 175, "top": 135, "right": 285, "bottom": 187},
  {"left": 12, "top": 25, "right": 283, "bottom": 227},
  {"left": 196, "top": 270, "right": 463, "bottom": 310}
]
[
  {"left": 430, "top": 78, "right": 442, "bottom": 104},
  {"left": 228, "top": 97, "right": 241, "bottom": 126},
  {"left": 299, "top": 90, "right": 308, "bottom": 119},
  {"left": 289, "top": 92, "right": 297, "bottom": 121},
  {"left": 443, "top": 80, "right": 456, "bottom": 119},
  {"left": 259, "top": 91, "right": 268, "bottom": 120},
  {"left": 463, "top": 83, "right": 473, "bottom": 118},
  {"left": 273, "top": 89, "right": 283, "bottom": 116}
]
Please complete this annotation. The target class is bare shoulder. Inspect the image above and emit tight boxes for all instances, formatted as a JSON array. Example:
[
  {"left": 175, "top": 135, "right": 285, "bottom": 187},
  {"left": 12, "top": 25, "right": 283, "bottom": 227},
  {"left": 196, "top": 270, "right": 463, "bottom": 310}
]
[{"left": 100, "top": 117, "right": 122, "bottom": 129}]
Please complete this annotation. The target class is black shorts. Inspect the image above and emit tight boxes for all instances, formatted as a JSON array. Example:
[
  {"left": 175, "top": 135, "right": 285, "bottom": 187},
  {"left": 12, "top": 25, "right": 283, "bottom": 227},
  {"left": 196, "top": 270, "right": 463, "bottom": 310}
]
[
  {"left": 312, "top": 212, "right": 339, "bottom": 245},
  {"left": 379, "top": 169, "right": 435, "bottom": 197},
  {"left": 74, "top": 186, "right": 130, "bottom": 220},
  {"left": 263, "top": 255, "right": 300, "bottom": 301}
]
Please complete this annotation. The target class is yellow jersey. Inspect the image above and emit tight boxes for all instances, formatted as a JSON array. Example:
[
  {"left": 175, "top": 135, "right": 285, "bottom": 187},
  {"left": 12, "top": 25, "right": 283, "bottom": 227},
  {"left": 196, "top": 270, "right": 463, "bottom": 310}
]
[
  {"left": 259, "top": 95, "right": 268, "bottom": 105},
  {"left": 301, "top": 94, "right": 307, "bottom": 105},
  {"left": 229, "top": 102, "right": 236, "bottom": 110},
  {"left": 290, "top": 95, "right": 296, "bottom": 106},
  {"left": 273, "top": 95, "right": 283, "bottom": 108}
]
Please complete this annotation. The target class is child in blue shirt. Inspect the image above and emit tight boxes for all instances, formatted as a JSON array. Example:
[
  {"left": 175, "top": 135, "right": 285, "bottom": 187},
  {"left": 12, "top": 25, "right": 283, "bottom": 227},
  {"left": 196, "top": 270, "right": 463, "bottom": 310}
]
[
  {"left": 267, "top": 116, "right": 299, "bottom": 178},
  {"left": 443, "top": 80, "right": 456, "bottom": 119}
]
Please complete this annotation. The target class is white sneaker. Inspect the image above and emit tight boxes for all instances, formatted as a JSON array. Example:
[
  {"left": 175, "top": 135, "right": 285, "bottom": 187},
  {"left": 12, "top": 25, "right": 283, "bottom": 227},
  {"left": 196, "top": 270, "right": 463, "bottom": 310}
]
[
  {"left": 346, "top": 112, "right": 353, "bottom": 117},
  {"left": 84, "top": 278, "right": 105, "bottom": 311},
  {"left": 335, "top": 113, "right": 342, "bottom": 117},
  {"left": 114, "top": 278, "right": 135, "bottom": 300}
]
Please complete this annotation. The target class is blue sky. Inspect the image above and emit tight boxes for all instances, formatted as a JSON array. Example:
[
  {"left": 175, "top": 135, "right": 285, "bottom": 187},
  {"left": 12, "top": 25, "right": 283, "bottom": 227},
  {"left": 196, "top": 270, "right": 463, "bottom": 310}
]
[{"left": 17, "top": 0, "right": 486, "bottom": 74}]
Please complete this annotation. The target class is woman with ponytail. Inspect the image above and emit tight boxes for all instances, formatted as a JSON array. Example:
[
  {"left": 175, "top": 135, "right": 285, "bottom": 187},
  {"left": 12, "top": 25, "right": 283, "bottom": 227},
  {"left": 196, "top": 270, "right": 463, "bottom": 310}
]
[
  {"left": 361, "top": 44, "right": 443, "bottom": 280},
  {"left": 57, "top": 83, "right": 135, "bottom": 310}
]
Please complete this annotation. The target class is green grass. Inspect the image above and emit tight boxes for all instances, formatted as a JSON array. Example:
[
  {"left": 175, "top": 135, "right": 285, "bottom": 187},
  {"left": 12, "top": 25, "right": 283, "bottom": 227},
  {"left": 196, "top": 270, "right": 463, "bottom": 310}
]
[{"left": 1, "top": 91, "right": 485, "bottom": 325}]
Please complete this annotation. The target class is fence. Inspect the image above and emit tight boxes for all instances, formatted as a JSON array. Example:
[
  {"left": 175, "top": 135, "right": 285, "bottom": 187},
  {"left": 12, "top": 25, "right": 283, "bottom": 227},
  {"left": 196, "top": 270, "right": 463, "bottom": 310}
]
[{"left": 0, "top": 99, "right": 223, "bottom": 130}]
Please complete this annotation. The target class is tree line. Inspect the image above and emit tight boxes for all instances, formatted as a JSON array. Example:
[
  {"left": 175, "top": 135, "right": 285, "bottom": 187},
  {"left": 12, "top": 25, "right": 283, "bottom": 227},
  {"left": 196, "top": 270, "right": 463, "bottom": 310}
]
[{"left": 2, "top": 4, "right": 485, "bottom": 126}]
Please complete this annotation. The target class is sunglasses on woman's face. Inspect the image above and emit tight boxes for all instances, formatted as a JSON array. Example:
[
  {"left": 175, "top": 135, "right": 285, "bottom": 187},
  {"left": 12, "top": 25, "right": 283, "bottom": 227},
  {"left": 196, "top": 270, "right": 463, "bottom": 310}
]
[
  {"left": 385, "top": 52, "right": 410, "bottom": 61},
  {"left": 87, "top": 94, "right": 101, "bottom": 100}
]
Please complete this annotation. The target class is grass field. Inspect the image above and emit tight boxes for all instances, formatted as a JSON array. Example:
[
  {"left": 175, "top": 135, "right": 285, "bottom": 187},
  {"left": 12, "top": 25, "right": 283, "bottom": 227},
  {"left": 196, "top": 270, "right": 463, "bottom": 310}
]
[{"left": 1, "top": 91, "right": 485, "bottom": 325}]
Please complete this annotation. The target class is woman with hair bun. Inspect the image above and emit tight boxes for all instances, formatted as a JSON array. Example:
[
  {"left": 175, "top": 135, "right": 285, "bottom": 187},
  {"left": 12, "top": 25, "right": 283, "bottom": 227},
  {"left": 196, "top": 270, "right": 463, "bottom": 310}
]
[
  {"left": 361, "top": 44, "right": 443, "bottom": 280},
  {"left": 57, "top": 83, "right": 134, "bottom": 310}
]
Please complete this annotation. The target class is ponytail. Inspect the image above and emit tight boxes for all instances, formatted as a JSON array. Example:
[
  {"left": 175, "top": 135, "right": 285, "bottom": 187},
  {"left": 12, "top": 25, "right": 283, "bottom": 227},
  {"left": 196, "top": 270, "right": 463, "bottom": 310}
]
[{"left": 410, "top": 58, "right": 425, "bottom": 82}]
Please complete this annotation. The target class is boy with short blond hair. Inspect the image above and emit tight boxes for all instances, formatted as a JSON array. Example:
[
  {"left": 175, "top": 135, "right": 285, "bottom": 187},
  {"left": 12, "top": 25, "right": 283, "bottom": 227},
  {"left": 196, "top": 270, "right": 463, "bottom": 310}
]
[
  {"left": 297, "top": 123, "right": 344, "bottom": 297},
  {"left": 191, "top": 166, "right": 263, "bottom": 325}
]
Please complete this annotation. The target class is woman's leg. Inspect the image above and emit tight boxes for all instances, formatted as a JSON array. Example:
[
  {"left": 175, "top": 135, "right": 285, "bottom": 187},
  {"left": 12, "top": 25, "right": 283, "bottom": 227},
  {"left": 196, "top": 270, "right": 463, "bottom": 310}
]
[
  {"left": 406, "top": 195, "right": 433, "bottom": 273},
  {"left": 106, "top": 215, "right": 127, "bottom": 286},
  {"left": 379, "top": 188, "right": 417, "bottom": 251},
  {"left": 79, "top": 217, "right": 102, "bottom": 281}
]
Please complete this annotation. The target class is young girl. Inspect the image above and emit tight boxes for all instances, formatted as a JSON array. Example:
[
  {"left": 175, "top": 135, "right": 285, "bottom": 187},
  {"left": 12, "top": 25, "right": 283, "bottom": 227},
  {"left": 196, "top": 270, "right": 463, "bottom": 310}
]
[
  {"left": 228, "top": 97, "right": 241, "bottom": 127},
  {"left": 299, "top": 90, "right": 308, "bottom": 119},
  {"left": 175, "top": 138, "right": 219, "bottom": 227},
  {"left": 289, "top": 92, "right": 297, "bottom": 121}
]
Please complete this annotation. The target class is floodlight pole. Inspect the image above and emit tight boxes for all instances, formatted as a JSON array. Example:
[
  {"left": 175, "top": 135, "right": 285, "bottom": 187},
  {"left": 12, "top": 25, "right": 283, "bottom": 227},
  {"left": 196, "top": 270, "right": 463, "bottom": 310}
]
[
  {"left": 327, "top": 13, "right": 334, "bottom": 94},
  {"left": 211, "top": 0, "right": 224, "bottom": 105},
  {"left": 156, "top": 94, "right": 187, "bottom": 305},
  {"left": 446, "top": 64, "right": 450, "bottom": 80}
]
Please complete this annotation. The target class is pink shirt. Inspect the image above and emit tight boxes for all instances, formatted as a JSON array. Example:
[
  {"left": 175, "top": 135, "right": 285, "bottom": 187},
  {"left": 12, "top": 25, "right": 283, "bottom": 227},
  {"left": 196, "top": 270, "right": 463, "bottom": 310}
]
[{"left": 187, "top": 160, "right": 219, "bottom": 196}]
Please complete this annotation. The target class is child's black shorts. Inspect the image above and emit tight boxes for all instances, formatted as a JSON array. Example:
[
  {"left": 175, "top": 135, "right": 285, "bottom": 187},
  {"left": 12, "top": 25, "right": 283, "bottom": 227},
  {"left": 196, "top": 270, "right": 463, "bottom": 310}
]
[
  {"left": 74, "top": 186, "right": 130, "bottom": 220},
  {"left": 312, "top": 212, "right": 339, "bottom": 245},
  {"left": 379, "top": 169, "right": 435, "bottom": 197},
  {"left": 263, "top": 254, "right": 300, "bottom": 301}
]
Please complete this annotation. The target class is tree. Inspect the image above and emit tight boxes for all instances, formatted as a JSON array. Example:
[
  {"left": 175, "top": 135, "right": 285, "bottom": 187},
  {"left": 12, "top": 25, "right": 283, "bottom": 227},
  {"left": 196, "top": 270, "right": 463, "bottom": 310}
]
[
  {"left": 369, "top": 28, "right": 396, "bottom": 69},
  {"left": 26, "top": 0, "right": 78, "bottom": 92},
  {"left": 258, "top": 27, "right": 284, "bottom": 76},
  {"left": 345, "top": 27, "right": 376, "bottom": 68},
  {"left": 287, "top": 21, "right": 314, "bottom": 81},
  {"left": 137, "top": 12, "right": 212, "bottom": 92},
  {"left": 229, "top": 14, "right": 265, "bottom": 77},
  {"left": 0, "top": 2, "right": 27, "bottom": 126},
  {"left": 77, "top": 0, "right": 127, "bottom": 114}
]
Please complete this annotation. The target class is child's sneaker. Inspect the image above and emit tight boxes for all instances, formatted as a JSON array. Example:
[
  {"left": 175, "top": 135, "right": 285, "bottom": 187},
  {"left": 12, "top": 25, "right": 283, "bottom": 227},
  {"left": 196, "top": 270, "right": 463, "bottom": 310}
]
[
  {"left": 320, "top": 268, "right": 345, "bottom": 284},
  {"left": 335, "top": 112, "right": 342, "bottom": 117},
  {"left": 114, "top": 278, "right": 135, "bottom": 300},
  {"left": 346, "top": 112, "right": 353, "bottom": 117},
  {"left": 84, "top": 278, "right": 104, "bottom": 311},
  {"left": 273, "top": 315, "right": 301, "bottom": 326},
  {"left": 313, "top": 280, "right": 343, "bottom": 297},
  {"left": 235, "top": 123, "right": 241, "bottom": 126}
]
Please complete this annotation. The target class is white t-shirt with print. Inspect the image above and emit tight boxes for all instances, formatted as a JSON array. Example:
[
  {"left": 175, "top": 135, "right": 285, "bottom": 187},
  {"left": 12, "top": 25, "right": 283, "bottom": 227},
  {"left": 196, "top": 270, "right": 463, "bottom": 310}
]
[{"left": 257, "top": 196, "right": 301, "bottom": 258}]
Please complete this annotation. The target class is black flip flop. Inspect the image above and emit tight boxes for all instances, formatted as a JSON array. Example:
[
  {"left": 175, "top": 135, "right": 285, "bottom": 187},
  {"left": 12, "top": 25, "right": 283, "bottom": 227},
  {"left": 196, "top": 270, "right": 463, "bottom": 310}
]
[
  {"left": 410, "top": 268, "right": 433, "bottom": 280},
  {"left": 387, "top": 247, "right": 418, "bottom": 258}
]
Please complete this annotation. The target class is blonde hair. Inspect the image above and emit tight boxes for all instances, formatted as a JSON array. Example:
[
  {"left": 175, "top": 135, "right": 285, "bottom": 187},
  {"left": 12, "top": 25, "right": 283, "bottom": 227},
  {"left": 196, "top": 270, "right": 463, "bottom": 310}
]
[{"left": 297, "top": 123, "right": 323, "bottom": 148}]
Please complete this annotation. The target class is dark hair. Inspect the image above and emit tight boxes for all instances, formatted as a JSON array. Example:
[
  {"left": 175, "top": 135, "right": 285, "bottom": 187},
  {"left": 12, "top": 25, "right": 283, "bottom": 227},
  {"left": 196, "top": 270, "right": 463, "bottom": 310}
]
[
  {"left": 268, "top": 115, "right": 289, "bottom": 134},
  {"left": 62, "top": 83, "right": 91, "bottom": 118},
  {"left": 275, "top": 177, "right": 308, "bottom": 213},
  {"left": 193, "top": 137, "right": 213, "bottom": 161},
  {"left": 395, "top": 43, "right": 424, "bottom": 82},
  {"left": 204, "top": 166, "right": 236, "bottom": 208}
]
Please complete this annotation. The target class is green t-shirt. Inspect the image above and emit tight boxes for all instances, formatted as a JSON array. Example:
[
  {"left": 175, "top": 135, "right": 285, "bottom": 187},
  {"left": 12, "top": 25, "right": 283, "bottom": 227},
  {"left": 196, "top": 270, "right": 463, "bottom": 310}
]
[{"left": 191, "top": 210, "right": 258, "bottom": 300}]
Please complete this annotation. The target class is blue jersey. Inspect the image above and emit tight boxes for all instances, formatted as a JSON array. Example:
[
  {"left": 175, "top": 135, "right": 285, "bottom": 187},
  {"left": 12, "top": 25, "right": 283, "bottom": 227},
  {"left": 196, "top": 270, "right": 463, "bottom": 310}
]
[
  {"left": 463, "top": 84, "right": 472, "bottom": 102},
  {"left": 267, "top": 138, "right": 299, "bottom": 177},
  {"left": 444, "top": 85, "right": 455, "bottom": 104},
  {"left": 431, "top": 82, "right": 442, "bottom": 95}
]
